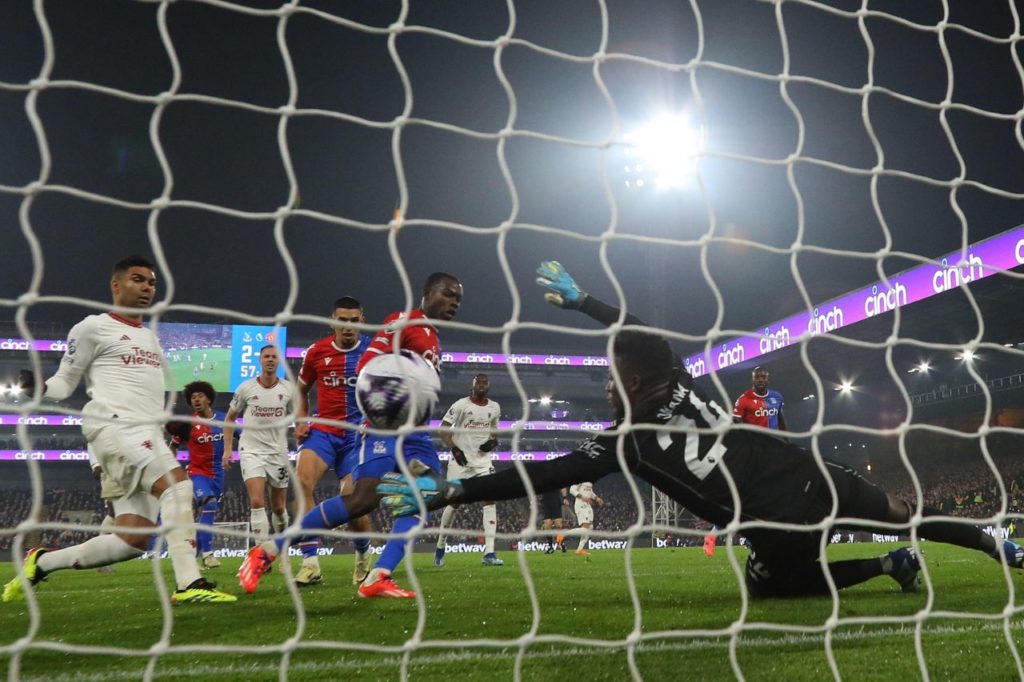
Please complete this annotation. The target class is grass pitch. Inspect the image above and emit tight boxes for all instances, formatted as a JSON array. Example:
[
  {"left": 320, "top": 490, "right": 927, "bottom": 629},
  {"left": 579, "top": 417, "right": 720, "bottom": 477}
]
[{"left": 2, "top": 543, "right": 1024, "bottom": 681}]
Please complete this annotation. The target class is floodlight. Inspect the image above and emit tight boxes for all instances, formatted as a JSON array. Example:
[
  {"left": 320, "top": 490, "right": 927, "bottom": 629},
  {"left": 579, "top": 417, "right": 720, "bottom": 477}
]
[{"left": 623, "top": 114, "right": 704, "bottom": 189}]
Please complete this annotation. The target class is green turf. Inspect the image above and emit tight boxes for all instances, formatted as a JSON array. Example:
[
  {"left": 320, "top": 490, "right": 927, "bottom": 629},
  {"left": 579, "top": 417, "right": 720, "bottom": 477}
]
[
  {"left": 2, "top": 543, "right": 1023, "bottom": 681},
  {"left": 165, "top": 348, "right": 233, "bottom": 393}
]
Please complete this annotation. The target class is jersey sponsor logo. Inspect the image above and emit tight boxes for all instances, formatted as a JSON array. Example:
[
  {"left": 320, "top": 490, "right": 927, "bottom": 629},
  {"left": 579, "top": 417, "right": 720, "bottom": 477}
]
[
  {"left": 753, "top": 407, "right": 778, "bottom": 417},
  {"left": 194, "top": 431, "right": 223, "bottom": 445},
  {"left": 250, "top": 406, "right": 286, "bottom": 418},
  {"left": 932, "top": 254, "right": 985, "bottom": 293},
  {"left": 323, "top": 374, "right": 358, "bottom": 388},
  {"left": 121, "top": 347, "right": 162, "bottom": 368}
]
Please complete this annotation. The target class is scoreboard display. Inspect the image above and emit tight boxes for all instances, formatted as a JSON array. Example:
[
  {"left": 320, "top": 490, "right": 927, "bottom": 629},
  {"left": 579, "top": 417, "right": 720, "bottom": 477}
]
[{"left": 229, "top": 325, "right": 288, "bottom": 390}]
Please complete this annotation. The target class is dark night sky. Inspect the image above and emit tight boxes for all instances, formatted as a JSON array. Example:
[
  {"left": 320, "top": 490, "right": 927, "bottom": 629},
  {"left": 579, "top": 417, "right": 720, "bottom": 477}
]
[{"left": 1, "top": 0, "right": 1022, "bottom": 369}]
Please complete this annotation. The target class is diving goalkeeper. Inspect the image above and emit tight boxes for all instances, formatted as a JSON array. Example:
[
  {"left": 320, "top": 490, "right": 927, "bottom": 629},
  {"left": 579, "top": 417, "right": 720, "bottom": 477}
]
[{"left": 376, "top": 261, "right": 1024, "bottom": 598}]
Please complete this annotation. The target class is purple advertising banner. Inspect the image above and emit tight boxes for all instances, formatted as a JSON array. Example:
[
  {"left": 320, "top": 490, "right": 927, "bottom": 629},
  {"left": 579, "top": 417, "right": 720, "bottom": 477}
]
[
  {"left": 681, "top": 224, "right": 1024, "bottom": 378},
  {"left": 0, "top": 449, "right": 572, "bottom": 462},
  {"left": 6, "top": 224, "right": 1021, "bottom": 378},
  {"left": 0, "top": 415, "right": 613, "bottom": 431}
]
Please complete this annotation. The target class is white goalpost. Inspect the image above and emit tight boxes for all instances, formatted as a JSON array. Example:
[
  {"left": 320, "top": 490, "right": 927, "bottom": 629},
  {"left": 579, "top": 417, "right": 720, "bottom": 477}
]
[{"left": 2, "top": 0, "right": 1024, "bottom": 680}]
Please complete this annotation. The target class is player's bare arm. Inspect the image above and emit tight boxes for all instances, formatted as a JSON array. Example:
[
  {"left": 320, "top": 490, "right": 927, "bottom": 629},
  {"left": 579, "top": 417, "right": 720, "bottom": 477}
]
[{"left": 221, "top": 408, "right": 238, "bottom": 471}]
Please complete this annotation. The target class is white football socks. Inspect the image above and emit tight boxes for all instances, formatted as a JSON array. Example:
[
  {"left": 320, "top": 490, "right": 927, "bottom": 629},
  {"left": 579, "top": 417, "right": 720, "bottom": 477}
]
[
  {"left": 250, "top": 507, "right": 270, "bottom": 543},
  {"left": 37, "top": 534, "right": 142, "bottom": 573},
  {"left": 436, "top": 505, "right": 456, "bottom": 549},
  {"left": 482, "top": 504, "right": 497, "bottom": 554},
  {"left": 160, "top": 479, "right": 202, "bottom": 590}
]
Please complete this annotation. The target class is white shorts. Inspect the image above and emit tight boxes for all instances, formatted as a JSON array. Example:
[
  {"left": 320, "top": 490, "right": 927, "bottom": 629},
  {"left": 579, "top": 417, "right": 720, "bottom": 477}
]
[
  {"left": 87, "top": 423, "right": 179, "bottom": 497},
  {"left": 240, "top": 451, "right": 291, "bottom": 488},
  {"left": 447, "top": 459, "right": 494, "bottom": 481},
  {"left": 575, "top": 501, "right": 594, "bottom": 526},
  {"left": 111, "top": 489, "right": 160, "bottom": 523}
]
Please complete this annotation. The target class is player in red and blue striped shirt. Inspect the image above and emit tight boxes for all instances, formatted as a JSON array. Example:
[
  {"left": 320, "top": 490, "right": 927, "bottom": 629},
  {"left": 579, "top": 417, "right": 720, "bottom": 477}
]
[
  {"left": 293, "top": 297, "right": 372, "bottom": 587},
  {"left": 176, "top": 381, "right": 226, "bottom": 569}
]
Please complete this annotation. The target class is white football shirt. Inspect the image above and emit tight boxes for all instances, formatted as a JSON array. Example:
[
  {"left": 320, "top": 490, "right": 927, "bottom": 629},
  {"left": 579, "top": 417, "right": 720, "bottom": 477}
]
[
  {"left": 441, "top": 396, "right": 500, "bottom": 465},
  {"left": 229, "top": 377, "right": 295, "bottom": 456},
  {"left": 570, "top": 482, "right": 596, "bottom": 503},
  {"left": 45, "top": 313, "right": 166, "bottom": 429}
]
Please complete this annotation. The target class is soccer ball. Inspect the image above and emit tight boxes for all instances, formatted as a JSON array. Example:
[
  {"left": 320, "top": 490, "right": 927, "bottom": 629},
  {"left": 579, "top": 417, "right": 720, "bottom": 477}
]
[{"left": 355, "top": 350, "right": 441, "bottom": 429}]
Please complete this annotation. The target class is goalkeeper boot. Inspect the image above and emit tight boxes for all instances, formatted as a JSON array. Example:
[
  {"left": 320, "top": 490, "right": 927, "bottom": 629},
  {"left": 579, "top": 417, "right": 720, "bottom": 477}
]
[
  {"left": 295, "top": 563, "right": 324, "bottom": 588},
  {"left": 353, "top": 550, "right": 370, "bottom": 585},
  {"left": 482, "top": 553, "right": 504, "bottom": 567},
  {"left": 172, "top": 577, "right": 237, "bottom": 604},
  {"left": 996, "top": 540, "right": 1024, "bottom": 569},
  {"left": 358, "top": 571, "right": 415, "bottom": 599},
  {"left": 2, "top": 547, "right": 48, "bottom": 602},
  {"left": 703, "top": 534, "right": 716, "bottom": 558},
  {"left": 238, "top": 546, "right": 275, "bottom": 594},
  {"left": 887, "top": 547, "right": 921, "bottom": 593},
  {"left": 201, "top": 552, "right": 221, "bottom": 570},
  {"left": 434, "top": 546, "right": 445, "bottom": 567}
]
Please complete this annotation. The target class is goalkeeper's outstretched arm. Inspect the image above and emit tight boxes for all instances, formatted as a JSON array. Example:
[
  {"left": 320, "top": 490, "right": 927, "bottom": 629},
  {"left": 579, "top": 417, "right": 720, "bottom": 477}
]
[
  {"left": 536, "top": 260, "right": 648, "bottom": 328},
  {"left": 378, "top": 446, "right": 621, "bottom": 516}
]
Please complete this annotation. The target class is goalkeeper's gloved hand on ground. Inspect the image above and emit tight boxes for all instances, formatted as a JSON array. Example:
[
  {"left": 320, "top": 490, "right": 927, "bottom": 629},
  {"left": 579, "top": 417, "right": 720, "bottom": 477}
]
[
  {"left": 450, "top": 446, "right": 468, "bottom": 466},
  {"left": 479, "top": 438, "right": 498, "bottom": 453},
  {"left": 377, "top": 460, "right": 465, "bottom": 517},
  {"left": 535, "top": 261, "right": 586, "bottom": 309}
]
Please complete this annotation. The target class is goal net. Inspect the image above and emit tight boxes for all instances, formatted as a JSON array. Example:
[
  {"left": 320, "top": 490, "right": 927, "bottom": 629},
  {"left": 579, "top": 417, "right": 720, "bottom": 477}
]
[{"left": 2, "top": 0, "right": 1024, "bottom": 680}]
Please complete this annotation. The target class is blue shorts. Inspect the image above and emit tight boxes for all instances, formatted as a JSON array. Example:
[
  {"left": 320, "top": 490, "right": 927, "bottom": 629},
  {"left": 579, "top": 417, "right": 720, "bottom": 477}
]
[
  {"left": 190, "top": 474, "right": 222, "bottom": 504},
  {"left": 301, "top": 428, "right": 361, "bottom": 479},
  {"left": 353, "top": 431, "right": 440, "bottom": 481}
]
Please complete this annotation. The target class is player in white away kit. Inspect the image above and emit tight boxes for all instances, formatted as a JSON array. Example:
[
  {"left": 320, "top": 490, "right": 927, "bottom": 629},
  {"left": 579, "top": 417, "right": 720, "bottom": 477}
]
[
  {"left": 434, "top": 374, "right": 503, "bottom": 567},
  {"left": 2, "top": 256, "right": 234, "bottom": 604},
  {"left": 567, "top": 482, "right": 604, "bottom": 556},
  {"left": 223, "top": 345, "right": 295, "bottom": 543}
]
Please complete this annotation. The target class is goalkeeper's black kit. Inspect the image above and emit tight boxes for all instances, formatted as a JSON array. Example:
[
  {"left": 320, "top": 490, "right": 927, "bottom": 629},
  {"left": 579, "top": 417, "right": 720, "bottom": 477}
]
[{"left": 456, "top": 296, "right": 989, "bottom": 597}]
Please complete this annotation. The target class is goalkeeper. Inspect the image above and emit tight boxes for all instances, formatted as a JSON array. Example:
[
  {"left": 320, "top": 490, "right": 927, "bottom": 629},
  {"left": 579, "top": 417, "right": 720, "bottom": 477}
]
[{"left": 378, "top": 261, "right": 1024, "bottom": 598}]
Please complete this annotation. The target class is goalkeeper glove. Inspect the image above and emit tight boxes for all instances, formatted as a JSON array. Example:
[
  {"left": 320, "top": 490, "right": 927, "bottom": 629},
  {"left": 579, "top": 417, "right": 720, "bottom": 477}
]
[
  {"left": 450, "top": 446, "right": 468, "bottom": 466},
  {"left": 535, "top": 261, "right": 586, "bottom": 309},
  {"left": 479, "top": 438, "right": 498, "bottom": 453},
  {"left": 376, "top": 460, "right": 465, "bottom": 517}
]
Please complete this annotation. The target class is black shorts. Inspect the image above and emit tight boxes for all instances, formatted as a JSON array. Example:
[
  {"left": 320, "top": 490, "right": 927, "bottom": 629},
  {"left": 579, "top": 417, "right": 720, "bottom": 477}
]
[
  {"left": 742, "top": 460, "right": 892, "bottom": 598},
  {"left": 540, "top": 490, "right": 563, "bottom": 520}
]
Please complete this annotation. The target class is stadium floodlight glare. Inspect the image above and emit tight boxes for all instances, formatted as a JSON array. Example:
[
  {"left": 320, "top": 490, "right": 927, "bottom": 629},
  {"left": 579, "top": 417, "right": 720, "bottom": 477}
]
[
  {"left": 908, "top": 361, "right": 931, "bottom": 374},
  {"left": 539, "top": 396, "right": 552, "bottom": 406},
  {"left": 835, "top": 381, "right": 854, "bottom": 393},
  {"left": 623, "top": 114, "right": 704, "bottom": 189},
  {"left": 8, "top": 384, "right": 22, "bottom": 397},
  {"left": 802, "top": 394, "right": 816, "bottom": 401},
  {"left": 956, "top": 349, "right": 976, "bottom": 362}
]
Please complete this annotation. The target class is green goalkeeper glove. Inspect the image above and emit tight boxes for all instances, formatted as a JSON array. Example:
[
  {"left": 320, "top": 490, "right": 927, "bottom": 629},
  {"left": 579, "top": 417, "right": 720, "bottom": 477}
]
[
  {"left": 535, "top": 261, "right": 586, "bottom": 309},
  {"left": 376, "top": 460, "right": 465, "bottom": 517}
]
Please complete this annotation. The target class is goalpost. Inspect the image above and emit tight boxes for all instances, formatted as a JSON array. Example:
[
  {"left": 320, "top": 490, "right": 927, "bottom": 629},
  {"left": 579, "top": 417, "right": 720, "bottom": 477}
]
[{"left": 2, "top": 0, "right": 1024, "bottom": 680}]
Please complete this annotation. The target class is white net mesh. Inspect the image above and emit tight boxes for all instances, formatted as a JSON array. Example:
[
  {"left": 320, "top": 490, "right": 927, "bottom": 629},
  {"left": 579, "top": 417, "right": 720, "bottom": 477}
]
[{"left": 2, "top": 0, "right": 1024, "bottom": 679}]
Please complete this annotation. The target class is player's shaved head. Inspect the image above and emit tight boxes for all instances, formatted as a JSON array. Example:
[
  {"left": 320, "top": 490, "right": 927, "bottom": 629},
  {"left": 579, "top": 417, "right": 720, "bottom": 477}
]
[
  {"left": 112, "top": 255, "right": 155, "bottom": 279},
  {"left": 614, "top": 331, "right": 675, "bottom": 383},
  {"left": 423, "top": 272, "right": 459, "bottom": 294}
]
